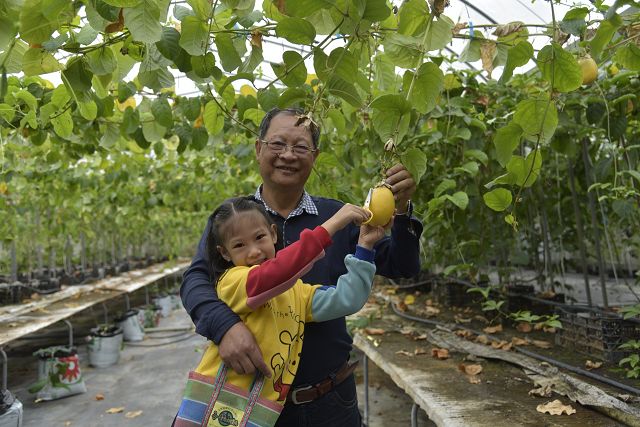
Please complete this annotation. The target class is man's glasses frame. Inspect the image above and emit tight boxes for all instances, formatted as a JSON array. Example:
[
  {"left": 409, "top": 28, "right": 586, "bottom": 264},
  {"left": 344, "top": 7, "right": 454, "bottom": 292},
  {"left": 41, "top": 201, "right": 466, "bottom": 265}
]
[{"left": 259, "top": 139, "right": 317, "bottom": 156}]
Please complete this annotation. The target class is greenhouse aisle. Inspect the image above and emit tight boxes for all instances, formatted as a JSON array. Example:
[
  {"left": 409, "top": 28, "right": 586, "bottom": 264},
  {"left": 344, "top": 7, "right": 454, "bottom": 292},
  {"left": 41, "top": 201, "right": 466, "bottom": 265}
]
[{"left": 7, "top": 308, "right": 431, "bottom": 426}]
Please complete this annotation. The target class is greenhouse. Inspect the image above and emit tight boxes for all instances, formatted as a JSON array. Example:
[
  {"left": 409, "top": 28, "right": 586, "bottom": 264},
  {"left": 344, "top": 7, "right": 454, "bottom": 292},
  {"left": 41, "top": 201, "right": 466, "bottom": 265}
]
[{"left": 1, "top": 0, "right": 639, "bottom": 425}]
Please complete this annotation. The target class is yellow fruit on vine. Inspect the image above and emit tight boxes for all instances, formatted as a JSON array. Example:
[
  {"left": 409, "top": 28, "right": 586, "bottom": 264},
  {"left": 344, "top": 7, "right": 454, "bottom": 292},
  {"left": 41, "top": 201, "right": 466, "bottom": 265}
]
[
  {"left": 578, "top": 56, "right": 598, "bottom": 85},
  {"left": 608, "top": 64, "right": 619, "bottom": 76},
  {"left": 194, "top": 115, "right": 204, "bottom": 128},
  {"left": 0, "top": 182, "right": 8, "bottom": 195},
  {"left": 240, "top": 84, "right": 257, "bottom": 97},
  {"left": 363, "top": 185, "right": 395, "bottom": 227},
  {"left": 116, "top": 97, "right": 136, "bottom": 112}
]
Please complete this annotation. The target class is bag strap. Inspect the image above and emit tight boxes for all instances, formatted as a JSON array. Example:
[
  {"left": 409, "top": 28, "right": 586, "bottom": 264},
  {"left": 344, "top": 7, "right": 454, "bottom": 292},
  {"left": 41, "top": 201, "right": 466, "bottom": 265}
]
[{"left": 200, "top": 363, "right": 265, "bottom": 427}]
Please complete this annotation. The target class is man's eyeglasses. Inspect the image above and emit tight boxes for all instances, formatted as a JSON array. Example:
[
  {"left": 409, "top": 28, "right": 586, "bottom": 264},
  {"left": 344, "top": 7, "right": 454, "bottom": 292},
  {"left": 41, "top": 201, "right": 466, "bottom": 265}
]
[{"left": 260, "top": 140, "right": 317, "bottom": 155}]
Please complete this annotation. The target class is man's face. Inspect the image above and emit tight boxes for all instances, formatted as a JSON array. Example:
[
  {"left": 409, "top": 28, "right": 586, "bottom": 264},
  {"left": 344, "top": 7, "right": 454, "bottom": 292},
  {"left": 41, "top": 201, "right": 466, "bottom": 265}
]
[{"left": 255, "top": 113, "right": 318, "bottom": 191}]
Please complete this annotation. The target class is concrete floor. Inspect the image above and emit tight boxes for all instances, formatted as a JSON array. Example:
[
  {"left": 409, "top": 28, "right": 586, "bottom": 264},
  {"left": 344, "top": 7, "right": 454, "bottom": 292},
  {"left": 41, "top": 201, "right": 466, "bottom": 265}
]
[{"left": 5, "top": 308, "right": 432, "bottom": 427}]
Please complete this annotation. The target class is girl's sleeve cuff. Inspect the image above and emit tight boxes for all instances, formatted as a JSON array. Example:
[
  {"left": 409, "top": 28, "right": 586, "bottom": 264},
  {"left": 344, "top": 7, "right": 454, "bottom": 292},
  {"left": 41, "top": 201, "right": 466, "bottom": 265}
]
[{"left": 354, "top": 245, "right": 375, "bottom": 263}]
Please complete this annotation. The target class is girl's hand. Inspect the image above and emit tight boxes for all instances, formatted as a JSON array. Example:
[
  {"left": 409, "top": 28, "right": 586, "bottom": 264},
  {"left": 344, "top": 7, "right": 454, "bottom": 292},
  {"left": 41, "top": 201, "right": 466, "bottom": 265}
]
[
  {"left": 358, "top": 223, "right": 386, "bottom": 250},
  {"left": 322, "top": 204, "right": 371, "bottom": 236}
]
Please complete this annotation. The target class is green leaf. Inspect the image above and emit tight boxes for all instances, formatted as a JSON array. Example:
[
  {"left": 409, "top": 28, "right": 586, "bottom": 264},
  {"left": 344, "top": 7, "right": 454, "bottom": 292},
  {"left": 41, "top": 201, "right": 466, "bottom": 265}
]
[
  {"left": 203, "top": 100, "right": 224, "bottom": 135},
  {"left": 179, "top": 16, "right": 209, "bottom": 56},
  {"left": 63, "top": 57, "right": 94, "bottom": 95},
  {"left": 500, "top": 41, "right": 533, "bottom": 83},
  {"left": 327, "top": 47, "right": 359, "bottom": 85},
  {"left": 400, "top": 147, "right": 427, "bottom": 185},
  {"left": 78, "top": 100, "right": 98, "bottom": 120},
  {"left": 138, "top": 67, "right": 174, "bottom": 91},
  {"left": 22, "top": 48, "right": 62, "bottom": 76},
  {"left": 123, "top": 0, "right": 162, "bottom": 43},
  {"left": 257, "top": 86, "right": 279, "bottom": 111},
  {"left": 243, "top": 108, "right": 265, "bottom": 126},
  {"left": 86, "top": 47, "right": 117, "bottom": 75},
  {"left": 0, "top": 104, "right": 15, "bottom": 123},
  {"left": 537, "top": 43, "right": 582, "bottom": 92},
  {"left": 121, "top": 107, "right": 140, "bottom": 134},
  {"left": 483, "top": 188, "right": 512, "bottom": 212},
  {"left": 362, "top": 0, "right": 390, "bottom": 21},
  {"left": 19, "top": 0, "right": 72, "bottom": 45},
  {"left": 560, "top": 6, "right": 589, "bottom": 36},
  {"left": 590, "top": 14, "right": 623, "bottom": 60},
  {"left": 370, "top": 94, "right": 411, "bottom": 114},
  {"left": 276, "top": 17, "right": 316, "bottom": 44},
  {"left": 0, "top": 40, "right": 27, "bottom": 74},
  {"left": 15, "top": 89, "right": 38, "bottom": 111},
  {"left": 507, "top": 149, "right": 542, "bottom": 188},
  {"left": 51, "top": 109, "right": 73, "bottom": 138},
  {"left": 494, "top": 122, "right": 523, "bottom": 167},
  {"left": 277, "top": 87, "right": 307, "bottom": 108},
  {"left": 445, "top": 192, "right": 468, "bottom": 210},
  {"left": 191, "top": 126, "right": 209, "bottom": 150},
  {"left": 372, "top": 110, "right": 410, "bottom": 144},
  {"left": 403, "top": 61, "right": 443, "bottom": 114},
  {"left": 382, "top": 33, "right": 422, "bottom": 68},
  {"left": 191, "top": 52, "right": 218, "bottom": 78},
  {"left": 215, "top": 33, "right": 243, "bottom": 72},
  {"left": 271, "top": 50, "right": 307, "bottom": 87},
  {"left": 513, "top": 96, "right": 558, "bottom": 142},
  {"left": 141, "top": 112, "right": 167, "bottom": 142},
  {"left": 285, "top": 0, "right": 333, "bottom": 18},
  {"left": 151, "top": 97, "right": 173, "bottom": 128},
  {"left": 426, "top": 16, "right": 454, "bottom": 51},
  {"left": 103, "top": 0, "right": 141, "bottom": 6},
  {"left": 434, "top": 178, "right": 456, "bottom": 197},
  {"left": 398, "top": 0, "right": 429, "bottom": 36},
  {"left": 186, "top": 0, "right": 210, "bottom": 21},
  {"left": 614, "top": 44, "right": 640, "bottom": 71}
]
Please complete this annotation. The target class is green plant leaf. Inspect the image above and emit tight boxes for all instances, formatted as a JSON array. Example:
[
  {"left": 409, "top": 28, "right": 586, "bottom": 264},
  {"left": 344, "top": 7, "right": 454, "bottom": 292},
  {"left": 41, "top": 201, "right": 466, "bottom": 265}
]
[
  {"left": 327, "top": 47, "right": 359, "bottom": 85},
  {"left": 507, "top": 149, "right": 542, "bottom": 188},
  {"left": 285, "top": 0, "right": 333, "bottom": 18},
  {"left": 512, "top": 96, "right": 558, "bottom": 142},
  {"left": 141, "top": 112, "right": 167, "bottom": 142},
  {"left": 483, "top": 188, "right": 512, "bottom": 212},
  {"left": 590, "top": 13, "right": 622, "bottom": 60},
  {"left": 63, "top": 57, "right": 94, "bottom": 95},
  {"left": 271, "top": 50, "right": 307, "bottom": 87},
  {"left": 203, "top": 100, "right": 224, "bottom": 135},
  {"left": 446, "top": 191, "right": 469, "bottom": 210},
  {"left": 179, "top": 16, "right": 209, "bottom": 56},
  {"left": 398, "top": 0, "right": 429, "bottom": 36},
  {"left": 86, "top": 47, "right": 117, "bottom": 75},
  {"left": 500, "top": 41, "right": 533, "bottom": 83},
  {"left": 426, "top": 16, "right": 454, "bottom": 51},
  {"left": 191, "top": 52, "right": 218, "bottom": 78},
  {"left": 560, "top": 6, "right": 589, "bottom": 36},
  {"left": 614, "top": 44, "right": 640, "bottom": 71},
  {"left": 123, "top": 0, "right": 162, "bottom": 43},
  {"left": 215, "top": 33, "right": 243, "bottom": 72},
  {"left": 277, "top": 87, "right": 307, "bottom": 108},
  {"left": 243, "top": 108, "right": 265, "bottom": 126},
  {"left": 191, "top": 126, "right": 208, "bottom": 150},
  {"left": 51, "top": 109, "right": 73, "bottom": 138},
  {"left": 275, "top": 17, "right": 316, "bottom": 44},
  {"left": 370, "top": 94, "right": 412, "bottom": 114},
  {"left": 0, "top": 104, "right": 15, "bottom": 123},
  {"left": 19, "top": 0, "right": 72, "bottom": 45},
  {"left": 22, "top": 48, "right": 62, "bottom": 76},
  {"left": 151, "top": 97, "right": 173, "bottom": 128},
  {"left": 78, "top": 100, "right": 98, "bottom": 121},
  {"left": 494, "top": 122, "right": 523, "bottom": 167},
  {"left": 434, "top": 178, "right": 456, "bottom": 197},
  {"left": 103, "top": 0, "right": 141, "bottom": 6},
  {"left": 403, "top": 61, "right": 443, "bottom": 114},
  {"left": 537, "top": 43, "right": 582, "bottom": 92},
  {"left": 400, "top": 147, "right": 427, "bottom": 185},
  {"left": 382, "top": 33, "right": 422, "bottom": 68}
]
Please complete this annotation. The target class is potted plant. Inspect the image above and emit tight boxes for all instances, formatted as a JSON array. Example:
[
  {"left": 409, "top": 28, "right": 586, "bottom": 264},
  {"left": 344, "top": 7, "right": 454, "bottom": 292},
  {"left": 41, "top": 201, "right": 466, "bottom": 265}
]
[
  {"left": 115, "top": 309, "right": 145, "bottom": 342},
  {"left": 87, "top": 324, "right": 123, "bottom": 368},
  {"left": 28, "top": 346, "right": 87, "bottom": 401}
]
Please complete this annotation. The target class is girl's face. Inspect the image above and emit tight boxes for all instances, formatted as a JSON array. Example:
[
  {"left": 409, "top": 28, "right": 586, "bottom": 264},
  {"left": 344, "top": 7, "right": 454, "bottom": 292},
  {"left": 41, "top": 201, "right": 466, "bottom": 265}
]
[{"left": 217, "top": 210, "right": 278, "bottom": 267}]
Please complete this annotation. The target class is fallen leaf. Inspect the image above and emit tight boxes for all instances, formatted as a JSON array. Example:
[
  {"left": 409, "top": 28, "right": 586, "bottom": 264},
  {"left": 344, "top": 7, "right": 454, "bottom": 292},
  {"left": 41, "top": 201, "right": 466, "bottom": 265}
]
[
  {"left": 511, "top": 337, "right": 530, "bottom": 346},
  {"left": 455, "top": 329, "right": 474, "bottom": 339},
  {"left": 413, "top": 334, "right": 427, "bottom": 341},
  {"left": 585, "top": 360, "right": 602, "bottom": 370},
  {"left": 106, "top": 407, "right": 125, "bottom": 414},
  {"left": 538, "top": 291, "right": 556, "bottom": 299},
  {"left": 125, "top": 410, "right": 143, "bottom": 419},
  {"left": 396, "top": 350, "right": 413, "bottom": 357},
  {"left": 468, "top": 375, "right": 481, "bottom": 384},
  {"left": 364, "top": 328, "right": 385, "bottom": 336},
  {"left": 385, "top": 288, "right": 397, "bottom": 295},
  {"left": 414, "top": 347, "right": 428, "bottom": 355},
  {"left": 404, "top": 294, "right": 415, "bottom": 305},
  {"left": 483, "top": 324, "right": 503, "bottom": 334},
  {"left": 516, "top": 322, "right": 533, "bottom": 333},
  {"left": 473, "top": 315, "right": 489, "bottom": 323},
  {"left": 529, "top": 385, "right": 553, "bottom": 397},
  {"left": 532, "top": 340, "right": 552, "bottom": 349},
  {"left": 425, "top": 298, "right": 433, "bottom": 306},
  {"left": 533, "top": 322, "right": 544, "bottom": 331},
  {"left": 500, "top": 342, "right": 513, "bottom": 351},
  {"left": 424, "top": 306, "right": 440, "bottom": 316},
  {"left": 475, "top": 335, "right": 490, "bottom": 345},
  {"left": 536, "top": 399, "right": 576, "bottom": 415},
  {"left": 431, "top": 348, "right": 450, "bottom": 360},
  {"left": 543, "top": 326, "right": 556, "bottom": 333},
  {"left": 454, "top": 315, "right": 472, "bottom": 323},
  {"left": 95, "top": 393, "right": 105, "bottom": 401},
  {"left": 459, "top": 363, "right": 483, "bottom": 376}
]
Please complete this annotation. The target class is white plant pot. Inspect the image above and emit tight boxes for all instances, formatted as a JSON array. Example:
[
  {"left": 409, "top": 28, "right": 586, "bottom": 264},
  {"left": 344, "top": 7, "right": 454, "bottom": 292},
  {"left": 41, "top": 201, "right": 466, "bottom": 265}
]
[
  {"left": 0, "top": 393, "right": 23, "bottom": 427},
  {"left": 87, "top": 326, "right": 123, "bottom": 368},
  {"left": 116, "top": 309, "right": 145, "bottom": 342}
]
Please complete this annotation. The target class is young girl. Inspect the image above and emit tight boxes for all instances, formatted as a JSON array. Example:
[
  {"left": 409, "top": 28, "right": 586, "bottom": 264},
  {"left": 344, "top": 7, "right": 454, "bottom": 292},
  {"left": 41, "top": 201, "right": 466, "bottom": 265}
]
[{"left": 175, "top": 197, "right": 384, "bottom": 427}]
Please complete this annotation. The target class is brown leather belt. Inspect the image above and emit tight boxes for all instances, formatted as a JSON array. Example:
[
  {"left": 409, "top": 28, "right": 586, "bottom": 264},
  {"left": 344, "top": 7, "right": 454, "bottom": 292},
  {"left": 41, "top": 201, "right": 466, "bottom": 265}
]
[{"left": 286, "top": 360, "right": 358, "bottom": 405}]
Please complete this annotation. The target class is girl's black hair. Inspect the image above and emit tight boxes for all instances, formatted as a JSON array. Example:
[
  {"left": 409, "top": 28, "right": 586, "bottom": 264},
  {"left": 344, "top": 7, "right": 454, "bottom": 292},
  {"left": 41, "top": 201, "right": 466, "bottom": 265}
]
[{"left": 205, "top": 196, "right": 276, "bottom": 279}]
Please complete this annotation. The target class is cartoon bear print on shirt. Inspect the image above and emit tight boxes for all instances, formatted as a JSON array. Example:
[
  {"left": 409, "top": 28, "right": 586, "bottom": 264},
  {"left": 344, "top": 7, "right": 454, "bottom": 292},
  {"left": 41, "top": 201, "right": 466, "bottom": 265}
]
[{"left": 270, "top": 320, "right": 304, "bottom": 401}]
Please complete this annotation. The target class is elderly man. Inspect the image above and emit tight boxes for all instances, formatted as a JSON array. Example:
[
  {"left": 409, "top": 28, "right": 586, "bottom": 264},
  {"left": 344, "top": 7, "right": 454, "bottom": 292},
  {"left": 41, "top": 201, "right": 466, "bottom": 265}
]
[{"left": 181, "top": 107, "right": 422, "bottom": 427}]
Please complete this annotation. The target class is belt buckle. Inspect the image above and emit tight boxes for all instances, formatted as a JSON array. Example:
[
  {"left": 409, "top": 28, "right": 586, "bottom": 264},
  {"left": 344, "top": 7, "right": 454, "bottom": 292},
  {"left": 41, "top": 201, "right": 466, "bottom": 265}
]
[{"left": 289, "top": 385, "right": 313, "bottom": 405}]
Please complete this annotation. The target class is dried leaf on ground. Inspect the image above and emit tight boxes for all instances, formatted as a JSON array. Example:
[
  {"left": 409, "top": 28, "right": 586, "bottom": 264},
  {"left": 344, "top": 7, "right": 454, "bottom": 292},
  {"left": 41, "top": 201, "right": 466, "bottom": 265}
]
[
  {"left": 106, "top": 407, "right": 125, "bottom": 414},
  {"left": 396, "top": 350, "right": 413, "bottom": 357},
  {"left": 125, "top": 410, "right": 143, "bottom": 419},
  {"left": 474, "top": 315, "right": 489, "bottom": 323},
  {"left": 511, "top": 336, "right": 530, "bottom": 346},
  {"left": 431, "top": 347, "right": 450, "bottom": 360},
  {"left": 95, "top": 393, "right": 105, "bottom": 401},
  {"left": 414, "top": 347, "right": 428, "bottom": 355},
  {"left": 475, "top": 335, "right": 490, "bottom": 345},
  {"left": 529, "top": 385, "right": 554, "bottom": 397},
  {"left": 364, "top": 327, "right": 385, "bottom": 336},
  {"left": 516, "top": 322, "right": 533, "bottom": 333},
  {"left": 483, "top": 324, "right": 503, "bottom": 334},
  {"left": 455, "top": 329, "right": 474, "bottom": 339},
  {"left": 413, "top": 334, "right": 427, "bottom": 341},
  {"left": 585, "top": 360, "right": 603, "bottom": 370},
  {"left": 424, "top": 305, "right": 440, "bottom": 316},
  {"left": 399, "top": 326, "right": 418, "bottom": 336},
  {"left": 454, "top": 315, "right": 472, "bottom": 324},
  {"left": 532, "top": 340, "right": 552, "bottom": 349},
  {"left": 536, "top": 399, "right": 576, "bottom": 415},
  {"left": 467, "top": 375, "right": 481, "bottom": 384},
  {"left": 459, "top": 363, "right": 483, "bottom": 376},
  {"left": 425, "top": 298, "right": 433, "bottom": 306},
  {"left": 543, "top": 326, "right": 556, "bottom": 333}
]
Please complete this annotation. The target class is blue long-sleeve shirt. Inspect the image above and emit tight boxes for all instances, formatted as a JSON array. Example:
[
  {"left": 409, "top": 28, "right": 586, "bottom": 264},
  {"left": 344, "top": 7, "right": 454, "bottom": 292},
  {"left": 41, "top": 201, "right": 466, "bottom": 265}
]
[{"left": 180, "top": 194, "right": 423, "bottom": 386}]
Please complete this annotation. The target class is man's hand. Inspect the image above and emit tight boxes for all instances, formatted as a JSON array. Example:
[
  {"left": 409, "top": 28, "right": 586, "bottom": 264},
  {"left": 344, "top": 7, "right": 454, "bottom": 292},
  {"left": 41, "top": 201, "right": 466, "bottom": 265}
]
[
  {"left": 219, "top": 322, "right": 271, "bottom": 377},
  {"left": 385, "top": 163, "right": 416, "bottom": 214}
]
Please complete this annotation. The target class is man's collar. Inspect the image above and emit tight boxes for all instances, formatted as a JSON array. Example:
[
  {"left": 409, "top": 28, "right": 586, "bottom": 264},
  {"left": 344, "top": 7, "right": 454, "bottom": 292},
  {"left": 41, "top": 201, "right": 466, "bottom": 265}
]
[{"left": 254, "top": 186, "right": 318, "bottom": 218}]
